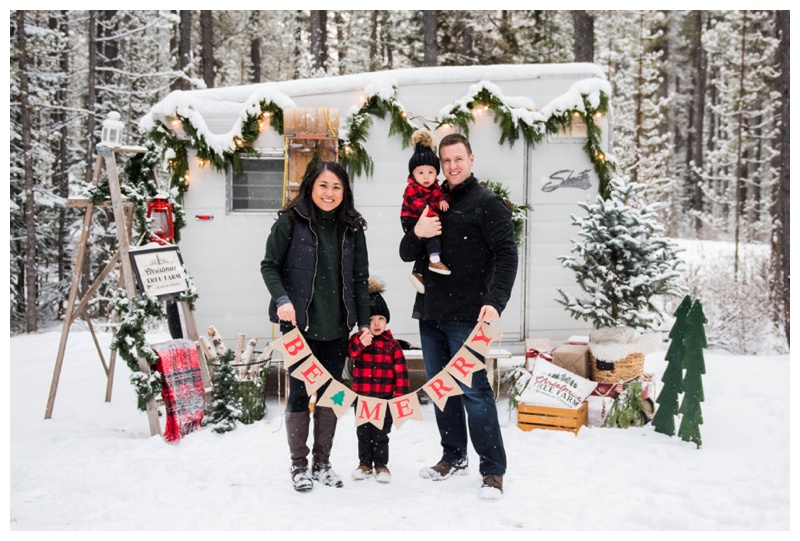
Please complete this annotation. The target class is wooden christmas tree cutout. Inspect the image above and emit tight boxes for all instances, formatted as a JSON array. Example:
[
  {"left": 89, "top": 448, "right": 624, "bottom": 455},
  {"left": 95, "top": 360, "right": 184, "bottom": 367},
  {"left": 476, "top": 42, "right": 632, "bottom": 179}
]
[{"left": 652, "top": 295, "right": 693, "bottom": 437}]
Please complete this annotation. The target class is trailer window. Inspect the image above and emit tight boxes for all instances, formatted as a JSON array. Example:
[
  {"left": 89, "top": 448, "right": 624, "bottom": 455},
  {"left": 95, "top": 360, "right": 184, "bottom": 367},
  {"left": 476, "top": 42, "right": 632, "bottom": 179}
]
[
  {"left": 227, "top": 153, "right": 285, "bottom": 212},
  {"left": 547, "top": 117, "right": 587, "bottom": 143}
]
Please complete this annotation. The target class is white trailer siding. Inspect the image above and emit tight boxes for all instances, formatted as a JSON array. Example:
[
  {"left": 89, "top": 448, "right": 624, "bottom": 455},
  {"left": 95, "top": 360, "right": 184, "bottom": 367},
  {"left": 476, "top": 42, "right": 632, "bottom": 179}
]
[{"left": 151, "top": 65, "right": 609, "bottom": 352}]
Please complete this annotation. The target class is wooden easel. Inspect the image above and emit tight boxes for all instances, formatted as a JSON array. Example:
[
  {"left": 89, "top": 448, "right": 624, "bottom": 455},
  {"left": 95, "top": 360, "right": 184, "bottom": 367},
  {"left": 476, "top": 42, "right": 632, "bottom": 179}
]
[{"left": 44, "top": 144, "right": 211, "bottom": 438}]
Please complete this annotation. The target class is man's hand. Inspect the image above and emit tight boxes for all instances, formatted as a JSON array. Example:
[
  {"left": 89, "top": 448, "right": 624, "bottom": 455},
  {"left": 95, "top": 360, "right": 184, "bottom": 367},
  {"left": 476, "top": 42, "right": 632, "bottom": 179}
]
[
  {"left": 276, "top": 302, "right": 297, "bottom": 326},
  {"left": 413, "top": 205, "right": 442, "bottom": 239},
  {"left": 477, "top": 305, "right": 500, "bottom": 323},
  {"left": 359, "top": 328, "right": 373, "bottom": 347}
]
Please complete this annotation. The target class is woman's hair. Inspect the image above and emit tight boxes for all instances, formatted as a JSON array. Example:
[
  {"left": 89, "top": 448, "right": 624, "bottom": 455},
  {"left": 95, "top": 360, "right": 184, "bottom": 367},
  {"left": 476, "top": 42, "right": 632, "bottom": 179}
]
[{"left": 281, "top": 161, "right": 367, "bottom": 230}]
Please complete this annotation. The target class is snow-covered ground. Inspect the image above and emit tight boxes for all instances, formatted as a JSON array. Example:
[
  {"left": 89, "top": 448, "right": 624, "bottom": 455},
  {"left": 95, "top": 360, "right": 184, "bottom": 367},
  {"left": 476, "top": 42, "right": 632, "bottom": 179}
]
[{"left": 9, "top": 326, "right": 790, "bottom": 531}]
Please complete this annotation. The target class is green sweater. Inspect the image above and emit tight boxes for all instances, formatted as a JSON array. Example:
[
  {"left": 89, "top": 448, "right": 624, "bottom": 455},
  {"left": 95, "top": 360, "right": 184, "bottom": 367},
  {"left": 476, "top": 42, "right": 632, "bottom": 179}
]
[{"left": 261, "top": 207, "right": 370, "bottom": 341}]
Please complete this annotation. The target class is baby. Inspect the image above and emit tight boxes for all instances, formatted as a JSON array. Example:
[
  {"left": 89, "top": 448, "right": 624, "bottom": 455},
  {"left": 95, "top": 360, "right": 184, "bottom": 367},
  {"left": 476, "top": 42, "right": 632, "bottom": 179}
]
[{"left": 400, "top": 128, "right": 450, "bottom": 294}]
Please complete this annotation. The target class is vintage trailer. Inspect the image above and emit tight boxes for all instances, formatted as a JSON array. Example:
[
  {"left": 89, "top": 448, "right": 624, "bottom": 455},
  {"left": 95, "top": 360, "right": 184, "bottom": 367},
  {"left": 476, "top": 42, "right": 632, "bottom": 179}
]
[{"left": 144, "top": 63, "right": 611, "bottom": 353}]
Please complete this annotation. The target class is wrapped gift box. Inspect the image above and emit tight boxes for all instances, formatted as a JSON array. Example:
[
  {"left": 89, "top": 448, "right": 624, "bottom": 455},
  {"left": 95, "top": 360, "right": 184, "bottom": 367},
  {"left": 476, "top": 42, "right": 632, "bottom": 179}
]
[
  {"left": 552, "top": 343, "right": 591, "bottom": 379},
  {"left": 524, "top": 338, "right": 554, "bottom": 371}
]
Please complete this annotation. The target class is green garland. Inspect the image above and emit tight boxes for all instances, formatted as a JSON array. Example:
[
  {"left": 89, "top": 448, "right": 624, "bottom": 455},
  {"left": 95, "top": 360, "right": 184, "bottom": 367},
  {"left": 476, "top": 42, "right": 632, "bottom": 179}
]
[
  {"left": 437, "top": 86, "right": 547, "bottom": 148},
  {"left": 480, "top": 180, "right": 533, "bottom": 245},
  {"left": 146, "top": 81, "right": 615, "bottom": 243},
  {"left": 339, "top": 89, "right": 417, "bottom": 178},
  {"left": 109, "top": 283, "right": 199, "bottom": 411}
]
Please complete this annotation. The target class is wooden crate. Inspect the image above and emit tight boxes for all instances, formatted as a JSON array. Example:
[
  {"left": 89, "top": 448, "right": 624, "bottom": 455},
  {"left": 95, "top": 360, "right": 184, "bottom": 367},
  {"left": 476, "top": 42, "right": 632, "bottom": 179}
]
[{"left": 517, "top": 402, "right": 588, "bottom": 435}]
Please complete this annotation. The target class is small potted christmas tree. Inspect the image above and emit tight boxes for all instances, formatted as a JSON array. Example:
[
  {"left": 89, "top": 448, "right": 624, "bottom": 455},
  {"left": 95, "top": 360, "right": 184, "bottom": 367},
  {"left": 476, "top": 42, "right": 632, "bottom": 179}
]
[{"left": 557, "top": 176, "right": 683, "bottom": 382}]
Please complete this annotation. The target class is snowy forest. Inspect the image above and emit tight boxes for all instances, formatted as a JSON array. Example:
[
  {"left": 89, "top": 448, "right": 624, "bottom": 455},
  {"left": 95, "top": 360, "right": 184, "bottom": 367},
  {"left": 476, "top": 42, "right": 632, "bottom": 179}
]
[{"left": 8, "top": 10, "right": 790, "bottom": 354}]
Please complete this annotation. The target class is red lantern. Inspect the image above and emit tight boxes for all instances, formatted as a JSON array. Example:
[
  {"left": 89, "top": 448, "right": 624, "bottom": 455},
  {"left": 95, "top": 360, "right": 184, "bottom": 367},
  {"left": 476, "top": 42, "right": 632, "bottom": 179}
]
[{"left": 147, "top": 196, "right": 175, "bottom": 245}]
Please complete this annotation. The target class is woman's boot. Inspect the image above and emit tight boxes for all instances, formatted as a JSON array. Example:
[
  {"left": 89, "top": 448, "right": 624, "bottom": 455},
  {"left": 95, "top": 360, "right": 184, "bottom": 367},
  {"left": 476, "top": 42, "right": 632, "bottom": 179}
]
[
  {"left": 311, "top": 406, "right": 343, "bottom": 487},
  {"left": 285, "top": 410, "right": 312, "bottom": 492}
]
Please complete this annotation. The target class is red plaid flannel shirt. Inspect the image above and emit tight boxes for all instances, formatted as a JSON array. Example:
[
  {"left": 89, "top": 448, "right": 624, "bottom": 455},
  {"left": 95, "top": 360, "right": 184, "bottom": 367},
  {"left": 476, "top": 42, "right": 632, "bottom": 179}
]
[
  {"left": 400, "top": 176, "right": 447, "bottom": 220},
  {"left": 348, "top": 329, "right": 410, "bottom": 398}
]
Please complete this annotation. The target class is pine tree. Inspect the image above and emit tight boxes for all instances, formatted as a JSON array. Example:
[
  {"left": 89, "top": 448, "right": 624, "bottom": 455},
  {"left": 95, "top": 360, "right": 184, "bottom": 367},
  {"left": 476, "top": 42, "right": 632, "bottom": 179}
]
[
  {"left": 652, "top": 295, "right": 693, "bottom": 436},
  {"left": 678, "top": 299, "right": 707, "bottom": 448},
  {"left": 557, "top": 176, "right": 684, "bottom": 330},
  {"left": 206, "top": 350, "right": 242, "bottom": 434}
]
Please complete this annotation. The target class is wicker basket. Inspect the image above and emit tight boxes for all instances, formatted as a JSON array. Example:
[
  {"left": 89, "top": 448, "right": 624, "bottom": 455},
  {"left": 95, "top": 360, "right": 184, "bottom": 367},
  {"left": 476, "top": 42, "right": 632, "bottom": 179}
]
[{"left": 590, "top": 352, "right": 645, "bottom": 383}]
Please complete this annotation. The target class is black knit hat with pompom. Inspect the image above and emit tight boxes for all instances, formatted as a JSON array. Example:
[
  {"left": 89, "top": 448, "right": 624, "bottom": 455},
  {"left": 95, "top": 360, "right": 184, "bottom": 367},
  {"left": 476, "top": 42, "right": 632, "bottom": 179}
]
[
  {"left": 368, "top": 276, "right": 390, "bottom": 323},
  {"left": 408, "top": 129, "right": 440, "bottom": 176}
]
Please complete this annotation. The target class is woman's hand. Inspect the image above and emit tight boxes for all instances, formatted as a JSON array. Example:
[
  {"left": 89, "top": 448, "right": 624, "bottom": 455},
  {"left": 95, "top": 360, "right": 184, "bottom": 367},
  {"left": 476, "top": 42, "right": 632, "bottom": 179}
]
[
  {"left": 277, "top": 302, "right": 297, "bottom": 327},
  {"left": 413, "top": 205, "right": 442, "bottom": 239}
]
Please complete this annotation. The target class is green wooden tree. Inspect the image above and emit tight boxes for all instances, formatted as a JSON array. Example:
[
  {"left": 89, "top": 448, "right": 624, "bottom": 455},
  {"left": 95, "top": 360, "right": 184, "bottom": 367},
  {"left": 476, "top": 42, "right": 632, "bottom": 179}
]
[
  {"left": 678, "top": 300, "right": 707, "bottom": 448},
  {"left": 653, "top": 295, "right": 693, "bottom": 436}
]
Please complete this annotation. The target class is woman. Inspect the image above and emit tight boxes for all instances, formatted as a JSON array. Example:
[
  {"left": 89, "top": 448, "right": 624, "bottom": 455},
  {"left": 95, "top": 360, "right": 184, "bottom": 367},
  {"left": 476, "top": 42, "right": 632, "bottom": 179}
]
[{"left": 261, "top": 161, "right": 371, "bottom": 492}]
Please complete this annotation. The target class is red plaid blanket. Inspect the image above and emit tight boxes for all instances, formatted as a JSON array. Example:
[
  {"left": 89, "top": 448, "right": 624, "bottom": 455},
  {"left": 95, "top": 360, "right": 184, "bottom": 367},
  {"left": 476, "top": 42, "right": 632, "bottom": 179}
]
[{"left": 152, "top": 339, "right": 206, "bottom": 442}]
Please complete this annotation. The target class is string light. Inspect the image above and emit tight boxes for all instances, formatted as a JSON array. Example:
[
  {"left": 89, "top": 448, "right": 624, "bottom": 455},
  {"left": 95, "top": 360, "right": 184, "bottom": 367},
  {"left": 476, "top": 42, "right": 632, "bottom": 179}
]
[
  {"left": 197, "top": 158, "right": 206, "bottom": 168},
  {"left": 234, "top": 136, "right": 244, "bottom": 147},
  {"left": 343, "top": 144, "right": 351, "bottom": 155},
  {"left": 170, "top": 118, "right": 182, "bottom": 130}
]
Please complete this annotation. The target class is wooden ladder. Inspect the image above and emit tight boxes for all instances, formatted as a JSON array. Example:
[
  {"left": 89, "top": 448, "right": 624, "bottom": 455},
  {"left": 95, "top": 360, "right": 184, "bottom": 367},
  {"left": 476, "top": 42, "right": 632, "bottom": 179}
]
[{"left": 44, "top": 144, "right": 210, "bottom": 437}]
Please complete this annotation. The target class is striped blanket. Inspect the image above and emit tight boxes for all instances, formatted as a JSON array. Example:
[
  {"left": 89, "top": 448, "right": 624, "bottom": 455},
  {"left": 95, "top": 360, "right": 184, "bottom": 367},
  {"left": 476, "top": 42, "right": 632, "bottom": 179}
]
[{"left": 151, "top": 339, "right": 206, "bottom": 442}]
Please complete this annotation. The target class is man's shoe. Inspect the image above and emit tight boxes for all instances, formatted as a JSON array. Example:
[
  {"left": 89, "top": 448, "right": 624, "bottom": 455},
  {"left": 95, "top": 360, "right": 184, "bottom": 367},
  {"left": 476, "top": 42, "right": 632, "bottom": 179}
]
[
  {"left": 290, "top": 466, "right": 313, "bottom": 492},
  {"left": 409, "top": 272, "right": 425, "bottom": 294},
  {"left": 478, "top": 474, "right": 503, "bottom": 500},
  {"left": 418, "top": 459, "right": 468, "bottom": 481},
  {"left": 375, "top": 466, "right": 392, "bottom": 484},
  {"left": 428, "top": 261, "right": 452, "bottom": 275},
  {"left": 351, "top": 465, "right": 373, "bottom": 481},
  {"left": 312, "top": 462, "right": 343, "bottom": 488}
]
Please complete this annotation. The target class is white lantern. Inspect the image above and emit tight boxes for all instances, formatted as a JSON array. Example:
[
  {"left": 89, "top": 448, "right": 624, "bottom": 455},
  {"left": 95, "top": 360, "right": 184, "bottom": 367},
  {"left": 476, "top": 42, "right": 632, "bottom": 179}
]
[{"left": 101, "top": 111, "right": 124, "bottom": 147}]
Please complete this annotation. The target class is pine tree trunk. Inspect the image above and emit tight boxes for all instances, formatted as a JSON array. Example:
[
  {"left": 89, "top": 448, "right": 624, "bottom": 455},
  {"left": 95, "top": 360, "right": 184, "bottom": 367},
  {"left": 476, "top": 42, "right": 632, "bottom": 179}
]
[
  {"left": 293, "top": 11, "right": 302, "bottom": 79},
  {"left": 50, "top": 11, "right": 70, "bottom": 310},
  {"left": 423, "top": 10, "right": 438, "bottom": 67},
  {"left": 572, "top": 10, "right": 594, "bottom": 62},
  {"left": 250, "top": 35, "right": 261, "bottom": 82},
  {"left": 334, "top": 11, "right": 346, "bottom": 75},
  {"left": 369, "top": 11, "right": 379, "bottom": 71},
  {"left": 733, "top": 12, "right": 749, "bottom": 279},
  {"left": 776, "top": 9, "right": 790, "bottom": 344},
  {"left": 690, "top": 11, "right": 707, "bottom": 235},
  {"left": 172, "top": 10, "right": 191, "bottom": 90},
  {"left": 201, "top": 10, "right": 214, "bottom": 89},
  {"left": 16, "top": 11, "right": 38, "bottom": 332},
  {"left": 82, "top": 10, "right": 98, "bottom": 295},
  {"left": 456, "top": 12, "right": 474, "bottom": 65},
  {"left": 310, "top": 10, "right": 327, "bottom": 72}
]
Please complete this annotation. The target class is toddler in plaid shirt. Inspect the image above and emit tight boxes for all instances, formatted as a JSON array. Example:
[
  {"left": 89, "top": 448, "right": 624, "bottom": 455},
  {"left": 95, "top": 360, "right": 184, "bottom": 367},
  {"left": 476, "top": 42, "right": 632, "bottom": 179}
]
[{"left": 348, "top": 277, "right": 409, "bottom": 484}]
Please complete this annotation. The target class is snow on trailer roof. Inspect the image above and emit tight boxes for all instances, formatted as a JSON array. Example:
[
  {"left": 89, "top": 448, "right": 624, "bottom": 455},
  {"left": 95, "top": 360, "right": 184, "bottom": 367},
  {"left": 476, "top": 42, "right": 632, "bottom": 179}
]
[{"left": 141, "top": 63, "right": 609, "bottom": 154}]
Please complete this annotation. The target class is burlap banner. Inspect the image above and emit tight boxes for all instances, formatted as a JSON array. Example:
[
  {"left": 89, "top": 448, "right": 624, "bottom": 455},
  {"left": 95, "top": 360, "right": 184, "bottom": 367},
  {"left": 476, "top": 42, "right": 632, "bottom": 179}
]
[{"left": 270, "top": 321, "right": 500, "bottom": 428}]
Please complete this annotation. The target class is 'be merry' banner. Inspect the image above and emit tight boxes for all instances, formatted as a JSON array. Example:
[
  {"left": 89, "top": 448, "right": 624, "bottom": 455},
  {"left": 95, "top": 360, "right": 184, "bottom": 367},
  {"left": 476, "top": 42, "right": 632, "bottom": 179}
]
[{"left": 269, "top": 322, "right": 500, "bottom": 431}]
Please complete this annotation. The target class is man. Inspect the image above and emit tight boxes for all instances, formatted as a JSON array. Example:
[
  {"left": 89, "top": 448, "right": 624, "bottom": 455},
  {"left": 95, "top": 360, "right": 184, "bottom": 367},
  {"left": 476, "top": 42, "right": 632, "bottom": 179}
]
[{"left": 399, "top": 133, "right": 519, "bottom": 499}]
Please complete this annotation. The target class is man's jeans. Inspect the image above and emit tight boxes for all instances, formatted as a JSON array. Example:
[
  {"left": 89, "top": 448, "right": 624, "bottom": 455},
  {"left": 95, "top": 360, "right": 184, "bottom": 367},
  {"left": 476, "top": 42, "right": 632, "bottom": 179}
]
[{"left": 419, "top": 319, "right": 507, "bottom": 476}]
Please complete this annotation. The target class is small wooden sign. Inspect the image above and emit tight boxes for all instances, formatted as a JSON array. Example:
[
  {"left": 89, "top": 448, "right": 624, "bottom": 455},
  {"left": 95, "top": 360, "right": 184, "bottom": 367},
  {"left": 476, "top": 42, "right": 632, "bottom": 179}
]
[{"left": 129, "top": 245, "right": 190, "bottom": 300}]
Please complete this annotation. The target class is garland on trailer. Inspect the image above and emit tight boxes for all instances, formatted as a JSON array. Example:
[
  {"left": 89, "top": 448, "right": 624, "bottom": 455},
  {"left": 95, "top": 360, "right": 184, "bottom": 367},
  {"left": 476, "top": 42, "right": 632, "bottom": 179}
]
[
  {"left": 144, "top": 78, "right": 614, "bottom": 241},
  {"left": 436, "top": 82, "right": 548, "bottom": 148},
  {"left": 480, "top": 180, "right": 532, "bottom": 245},
  {"left": 109, "top": 284, "right": 199, "bottom": 411},
  {"left": 146, "top": 98, "right": 287, "bottom": 209},
  {"left": 339, "top": 87, "right": 418, "bottom": 178}
]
